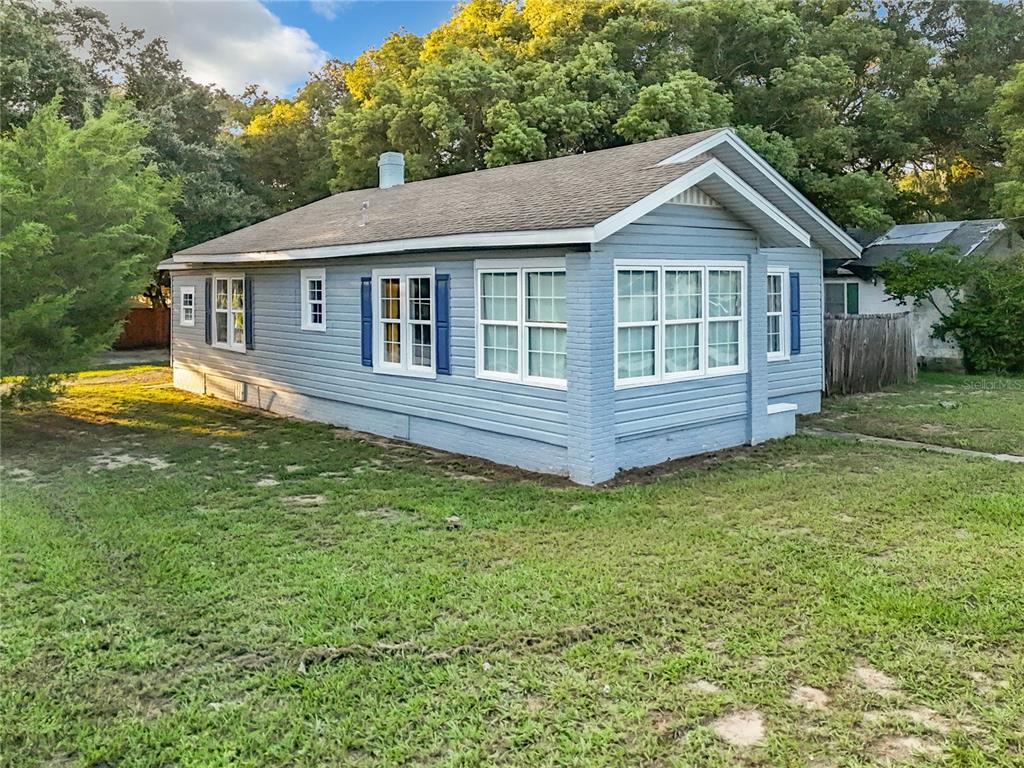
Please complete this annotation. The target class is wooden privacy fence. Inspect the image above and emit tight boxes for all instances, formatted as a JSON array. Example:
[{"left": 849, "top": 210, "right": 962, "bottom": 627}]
[
  {"left": 114, "top": 306, "right": 170, "bottom": 350},
  {"left": 824, "top": 313, "right": 916, "bottom": 395}
]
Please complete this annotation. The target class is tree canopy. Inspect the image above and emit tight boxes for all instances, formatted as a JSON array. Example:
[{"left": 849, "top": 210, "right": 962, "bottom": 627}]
[
  {"left": 324, "top": 0, "right": 1023, "bottom": 232},
  {"left": 1, "top": 97, "right": 178, "bottom": 402}
]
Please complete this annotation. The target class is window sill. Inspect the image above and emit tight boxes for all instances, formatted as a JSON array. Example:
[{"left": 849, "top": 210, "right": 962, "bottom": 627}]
[
  {"left": 767, "top": 354, "right": 790, "bottom": 363},
  {"left": 211, "top": 343, "right": 247, "bottom": 354},
  {"left": 300, "top": 324, "right": 327, "bottom": 332},
  {"left": 477, "top": 370, "right": 567, "bottom": 391},
  {"left": 372, "top": 365, "right": 436, "bottom": 380},
  {"left": 614, "top": 366, "right": 748, "bottom": 390}
]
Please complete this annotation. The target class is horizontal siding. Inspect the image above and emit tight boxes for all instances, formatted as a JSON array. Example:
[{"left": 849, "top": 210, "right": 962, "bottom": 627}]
[
  {"left": 763, "top": 247, "right": 824, "bottom": 409},
  {"left": 600, "top": 204, "right": 757, "bottom": 446},
  {"left": 170, "top": 250, "right": 569, "bottom": 451}
]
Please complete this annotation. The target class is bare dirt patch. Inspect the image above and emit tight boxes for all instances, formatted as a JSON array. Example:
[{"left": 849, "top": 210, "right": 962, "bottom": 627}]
[
  {"left": 285, "top": 464, "right": 305, "bottom": 473},
  {"left": 254, "top": 477, "right": 280, "bottom": 487},
  {"left": 790, "top": 685, "right": 829, "bottom": 711},
  {"left": 687, "top": 679, "right": 722, "bottom": 694},
  {"left": 358, "top": 506, "right": 412, "bottom": 522},
  {"left": 4, "top": 467, "right": 36, "bottom": 483},
  {"left": 868, "top": 735, "right": 942, "bottom": 762},
  {"left": 711, "top": 709, "right": 765, "bottom": 748},
  {"left": 281, "top": 494, "right": 327, "bottom": 507},
  {"left": 864, "top": 707, "right": 954, "bottom": 735},
  {"left": 852, "top": 663, "right": 901, "bottom": 696},
  {"left": 88, "top": 451, "right": 170, "bottom": 472}
]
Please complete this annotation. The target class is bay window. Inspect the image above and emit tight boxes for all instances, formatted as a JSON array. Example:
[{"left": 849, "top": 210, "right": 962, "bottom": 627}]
[
  {"left": 372, "top": 268, "right": 434, "bottom": 376},
  {"left": 615, "top": 261, "right": 746, "bottom": 387},
  {"left": 213, "top": 274, "right": 246, "bottom": 352},
  {"left": 476, "top": 260, "right": 566, "bottom": 388}
]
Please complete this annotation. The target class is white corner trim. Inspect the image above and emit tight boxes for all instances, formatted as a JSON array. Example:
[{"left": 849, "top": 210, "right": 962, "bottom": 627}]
[
  {"left": 593, "top": 158, "right": 811, "bottom": 247},
  {"left": 174, "top": 228, "right": 594, "bottom": 265},
  {"left": 657, "top": 129, "right": 862, "bottom": 259}
]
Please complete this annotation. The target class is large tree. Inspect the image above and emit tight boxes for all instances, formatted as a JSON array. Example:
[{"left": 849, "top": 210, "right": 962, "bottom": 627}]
[
  {"left": 1, "top": 98, "right": 178, "bottom": 403},
  {"left": 327, "top": 0, "right": 1024, "bottom": 230}
]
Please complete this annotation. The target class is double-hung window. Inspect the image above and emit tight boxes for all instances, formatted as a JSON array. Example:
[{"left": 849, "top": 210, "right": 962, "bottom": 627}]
[
  {"left": 825, "top": 281, "right": 859, "bottom": 316},
  {"left": 476, "top": 260, "right": 567, "bottom": 388},
  {"left": 301, "top": 268, "right": 326, "bottom": 331},
  {"left": 615, "top": 261, "right": 746, "bottom": 387},
  {"left": 213, "top": 274, "right": 246, "bottom": 352},
  {"left": 766, "top": 267, "right": 789, "bottom": 361},
  {"left": 179, "top": 286, "right": 195, "bottom": 327},
  {"left": 372, "top": 267, "right": 434, "bottom": 377}
]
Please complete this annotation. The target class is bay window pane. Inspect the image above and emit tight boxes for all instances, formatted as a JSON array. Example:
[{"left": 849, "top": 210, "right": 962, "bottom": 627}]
[
  {"left": 526, "top": 271, "right": 566, "bottom": 323},
  {"left": 617, "top": 326, "right": 655, "bottom": 379},
  {"left": 527, "top": 327, "right": 566, "bottom": 380},
  {"left": 708, "top": 320, "right": 740, "bottom": 367},
  {"left": 767, "top": 274, "right": 783, "bottom": 313},
  {"left": 215, "top": 279, "right": 228, "bottom": 310},
  {"left": 231, "top": 279, "right": 244, "bottom": 309},
  {"left": 617, "top": 270, "right": 657, "bottom": 322},
  {"left": 411, "top": 323, "right": 432, "bottom": 367},
  {"left": 381, "top": 278, "right": 401, "bottom": 320},
  {"left": 215, "top": 312, "right": 228, "bottom": 343},
  {"left": 483, "top": 324, "right": 518, "bottom": 374},
  {"left": 383, "top": 321, "right": 401, "bottom": 363},
  {"left": 767, "top": 315, "right": 781, "bottom": 353},
  {"left": 665, "top": 270, "right": 701, "bottom": 320},
  {"left": 481, "top": 272, "right": 517, "bottom": 321},
  {"left": 410, "top": 277, "right": 431, "bottom": 321},
  {"left": 665, "top": 323, "right": 700, "bottom": 373},
  {"left": 232, "top": 312, "right": 245, "bottom": 345},
  {"left": 709, "top": 269, "right": 741, "bottom": 317}
]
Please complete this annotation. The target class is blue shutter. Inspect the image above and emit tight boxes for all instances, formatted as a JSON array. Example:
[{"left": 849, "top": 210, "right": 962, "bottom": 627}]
[
  {"left": 360, "top": 276, "right": 373, "bottom": 366},
  {"left": 435, "top": 274, "right": 451, "bottom": 375},
  {"left": 244, "top": 277, "right": 254, "bottom": 350},
  {"left": 204, "top": 277, "right": 212, "bottom": 345},
  {"left": 789, "top": 271, "right": 801, "bottom": 354}
]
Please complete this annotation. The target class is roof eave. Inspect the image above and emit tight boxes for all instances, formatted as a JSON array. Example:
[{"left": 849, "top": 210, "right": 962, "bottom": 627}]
[{"left": 169, "top": 227, "right": 595, "bottom": 265}]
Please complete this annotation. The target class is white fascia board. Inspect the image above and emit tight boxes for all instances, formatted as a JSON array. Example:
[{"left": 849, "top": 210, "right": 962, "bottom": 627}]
[
  {"left": 592, "top": 158, "right": 811, "bottom": 247},
  {"left": 657, "top": 129, "right": 862, "bottom": 259},
  {"left": 172, "top": 227, "right": 595, "bottom": 265}
]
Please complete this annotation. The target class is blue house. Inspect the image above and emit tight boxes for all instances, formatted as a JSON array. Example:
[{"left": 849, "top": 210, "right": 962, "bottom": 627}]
[{"left": 162, "top": 128, "right": 861, "bottom": 484}]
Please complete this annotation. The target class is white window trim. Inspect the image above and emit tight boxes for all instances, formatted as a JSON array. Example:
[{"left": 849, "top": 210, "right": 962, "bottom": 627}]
[
  {"left": 824, "top": 279, "right": 858, "bottom": 315},
  {"left": 371, "top": 266, "right": 436, "bottom": 379},
  {"left": 300, "top": 268, "right": 326, "bottom": 332},
  {"left": 474, "top": 257, "right": 567, "bottom": 391},
  {"left": 179, "top": 286, "right": 195, "bottom": 327},
  {"left": 212, "top": 273, "right": 246, "bottom": 353},
  {"left": 767, "top": 266, "right": 790, "bottom": 362},
  {"left": 613, "top": 259, "right": 748, "bottom": 390}
]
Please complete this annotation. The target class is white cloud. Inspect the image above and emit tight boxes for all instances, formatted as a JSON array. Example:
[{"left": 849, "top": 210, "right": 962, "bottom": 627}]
[
  {"left": 82, "top": 0, "right": 329, "bottom": 96},
  {"left": 310, "top": 0, "right": 349, "bottom": 21}
]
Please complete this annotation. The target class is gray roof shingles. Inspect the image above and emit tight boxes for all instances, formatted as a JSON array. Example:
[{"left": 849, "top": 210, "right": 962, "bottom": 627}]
[{"left": 175, "top": 129, "right": 722, "bottom": 257}]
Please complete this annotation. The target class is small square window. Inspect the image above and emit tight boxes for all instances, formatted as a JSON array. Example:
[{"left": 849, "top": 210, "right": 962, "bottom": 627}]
[{"left": 301, "top": 268, "right": 326, "bottom": 331}]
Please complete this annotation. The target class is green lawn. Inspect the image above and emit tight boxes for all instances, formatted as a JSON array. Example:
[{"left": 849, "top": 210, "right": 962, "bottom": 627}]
[
  {"left": 2, "top": 367, "right": 1023, "bottom": 767},
  {"left": 808, "top": 371, "right": 1024, "bottom": 456}
]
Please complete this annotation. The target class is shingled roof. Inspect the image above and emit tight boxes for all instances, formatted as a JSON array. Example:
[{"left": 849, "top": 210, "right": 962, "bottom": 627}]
[
  {"left": 169, "top": 127, "right": 860, "bottom": 263},
  {"left": 175, "top": 130, "right": 720, "bottom": 258}
]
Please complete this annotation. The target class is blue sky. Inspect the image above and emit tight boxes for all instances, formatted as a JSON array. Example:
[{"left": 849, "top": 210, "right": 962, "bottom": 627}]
[{"left": 269, "top": 1, "right": 457, "bottom": 64}]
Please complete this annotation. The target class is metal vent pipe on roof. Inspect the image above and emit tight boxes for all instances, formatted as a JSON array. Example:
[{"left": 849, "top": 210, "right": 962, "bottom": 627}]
[{"left": 378, "top": 152, "right": 405, "bottom": 188}]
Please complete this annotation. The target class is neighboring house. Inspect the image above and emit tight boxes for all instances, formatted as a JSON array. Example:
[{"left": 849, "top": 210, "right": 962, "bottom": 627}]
[
  {"left": 824, "top": 219, "right": 1021, "bottom": 365},
  {"left": 160, "top": 128, "right": 860, "bottom": 484}
]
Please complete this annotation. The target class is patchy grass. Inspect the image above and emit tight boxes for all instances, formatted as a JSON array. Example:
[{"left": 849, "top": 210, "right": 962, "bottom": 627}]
[
  {"left": 808, "top": 371, "right": 1024, "bottom": 456},
  {"left": 2, "top": 366, "right": 1023, "bottom": 767}
]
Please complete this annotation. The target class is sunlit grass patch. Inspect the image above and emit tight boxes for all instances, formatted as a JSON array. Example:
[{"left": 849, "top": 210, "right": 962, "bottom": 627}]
[{"left": 2, "top": 366, "right": 1022, "bottom": 766}]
